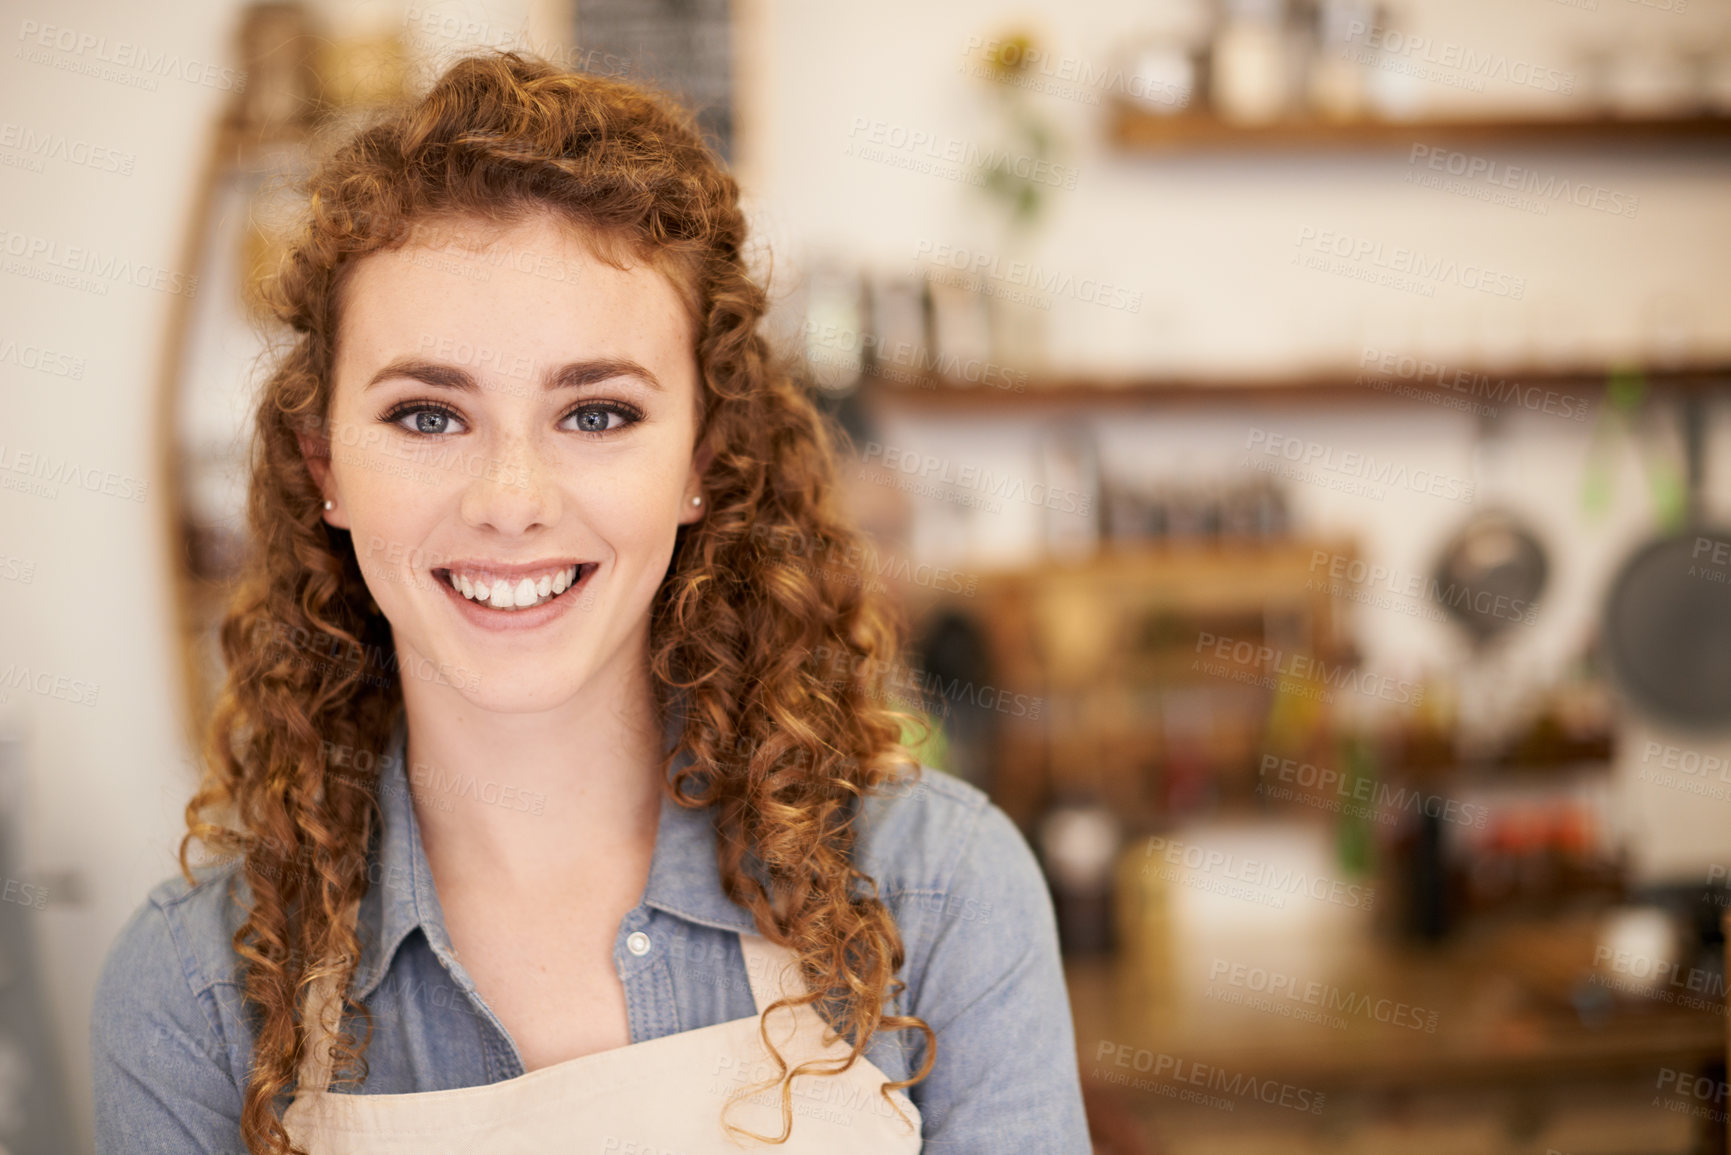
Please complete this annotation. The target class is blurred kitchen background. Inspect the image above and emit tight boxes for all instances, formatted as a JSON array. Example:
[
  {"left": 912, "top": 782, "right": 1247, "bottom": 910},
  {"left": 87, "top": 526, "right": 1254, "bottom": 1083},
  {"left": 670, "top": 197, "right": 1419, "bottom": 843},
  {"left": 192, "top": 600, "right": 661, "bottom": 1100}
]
[{"left": 4, "top": 0, "right": 1731, "bottom": 1151}]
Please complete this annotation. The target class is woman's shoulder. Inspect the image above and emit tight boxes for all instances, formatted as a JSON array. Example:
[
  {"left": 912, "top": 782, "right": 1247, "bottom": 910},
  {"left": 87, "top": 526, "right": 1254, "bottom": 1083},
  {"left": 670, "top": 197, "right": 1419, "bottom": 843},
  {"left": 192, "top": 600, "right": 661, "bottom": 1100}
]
[
  {"left": 854, "top": 767, "right": 1050, "bottom": 925},
  {"left": 90, "top": 860, "right": 258, "bottom": 1106},
  {"left": 98, "top": 861, "right": 252, "bottom": 1003},
  {"left": 855, "top": 777, "right": 1087, "bottom": 1149}
]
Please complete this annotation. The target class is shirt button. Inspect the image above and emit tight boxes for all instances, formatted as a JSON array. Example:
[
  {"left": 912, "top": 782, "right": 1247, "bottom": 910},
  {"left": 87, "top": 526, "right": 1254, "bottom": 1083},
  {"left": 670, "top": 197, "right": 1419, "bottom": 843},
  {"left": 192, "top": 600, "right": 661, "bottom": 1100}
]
[{"left": 626, "top": 931, "right": 652, "bottom": 956}]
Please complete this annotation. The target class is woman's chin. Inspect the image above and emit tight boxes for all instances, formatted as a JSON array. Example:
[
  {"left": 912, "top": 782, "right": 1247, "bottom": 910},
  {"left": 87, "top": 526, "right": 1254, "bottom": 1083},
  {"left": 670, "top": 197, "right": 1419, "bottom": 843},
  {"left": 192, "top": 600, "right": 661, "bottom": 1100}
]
[{"left": 419, "top": 667, "right": 590, "bottom": 715}]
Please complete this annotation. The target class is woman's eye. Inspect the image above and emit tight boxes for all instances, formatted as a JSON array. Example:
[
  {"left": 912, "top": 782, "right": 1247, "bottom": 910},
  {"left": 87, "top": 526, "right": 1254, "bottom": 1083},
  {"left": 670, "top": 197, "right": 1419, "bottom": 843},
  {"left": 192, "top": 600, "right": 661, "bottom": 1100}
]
[
  {"left": 565, "top": 403, "right": 640, "bottom": 435},
  {"left": 389, "top": 406, "right": 465, "bottom": 435}
]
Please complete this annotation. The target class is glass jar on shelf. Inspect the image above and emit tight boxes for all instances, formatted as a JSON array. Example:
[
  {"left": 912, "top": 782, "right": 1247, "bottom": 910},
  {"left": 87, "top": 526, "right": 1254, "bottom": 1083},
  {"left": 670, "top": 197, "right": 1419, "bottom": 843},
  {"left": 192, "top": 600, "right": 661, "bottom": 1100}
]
[
  {"left": 1307, "top": 0, "right": 1378, "bottom": 121},
  {"left": 1211, "top": 0, "right": 1295, "bottom": 124},
  {"left": 1115, "top": 0, "right": 1214, "bottom": 116}
]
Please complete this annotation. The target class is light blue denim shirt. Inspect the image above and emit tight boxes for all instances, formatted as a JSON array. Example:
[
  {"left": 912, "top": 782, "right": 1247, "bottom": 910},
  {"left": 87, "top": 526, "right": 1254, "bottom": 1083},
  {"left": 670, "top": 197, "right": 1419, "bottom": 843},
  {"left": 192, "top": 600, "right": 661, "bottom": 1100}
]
[{"left": 91, "top": 715, "right": 1091, "bottom": 1153}]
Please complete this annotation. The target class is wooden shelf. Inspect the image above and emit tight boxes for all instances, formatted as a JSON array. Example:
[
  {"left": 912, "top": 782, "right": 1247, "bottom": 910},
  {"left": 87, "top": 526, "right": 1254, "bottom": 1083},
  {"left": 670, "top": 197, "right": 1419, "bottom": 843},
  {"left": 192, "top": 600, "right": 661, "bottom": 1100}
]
[
  {"left": 1110, "top": 102, "right": 1731, "bottom": 153},
  {"left": 857, "top": 364, "right": 1731, "bottom": 412}
]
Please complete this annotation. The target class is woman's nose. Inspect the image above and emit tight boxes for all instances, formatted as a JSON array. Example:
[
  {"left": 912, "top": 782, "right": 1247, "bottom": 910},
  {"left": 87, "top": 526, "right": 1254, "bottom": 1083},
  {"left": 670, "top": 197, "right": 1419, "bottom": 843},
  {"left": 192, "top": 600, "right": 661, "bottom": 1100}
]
[{"left": 457, "top": 431, "right": 563, "bottom": 534}]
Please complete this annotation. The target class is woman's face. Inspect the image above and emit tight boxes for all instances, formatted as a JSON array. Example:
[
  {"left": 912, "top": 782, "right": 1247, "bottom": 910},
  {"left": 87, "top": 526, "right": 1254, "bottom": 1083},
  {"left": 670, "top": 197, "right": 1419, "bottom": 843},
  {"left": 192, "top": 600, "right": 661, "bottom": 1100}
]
[{"left": 307, "top": 211, "right": 707, "bottom": 713}]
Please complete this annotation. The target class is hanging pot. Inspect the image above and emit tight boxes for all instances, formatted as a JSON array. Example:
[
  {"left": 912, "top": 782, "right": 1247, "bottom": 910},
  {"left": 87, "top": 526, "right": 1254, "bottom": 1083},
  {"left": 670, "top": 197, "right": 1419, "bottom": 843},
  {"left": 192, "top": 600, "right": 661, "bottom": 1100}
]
[{"left": 1603, "top": 390, "right": 1731, "bottom": 731}]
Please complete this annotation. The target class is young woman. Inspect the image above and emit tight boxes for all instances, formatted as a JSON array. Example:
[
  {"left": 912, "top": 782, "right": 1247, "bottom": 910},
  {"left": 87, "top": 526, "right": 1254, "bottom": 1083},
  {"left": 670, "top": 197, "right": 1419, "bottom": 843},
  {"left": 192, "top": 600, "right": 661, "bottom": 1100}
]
[{"left": 91, "top": 52, "right": 1089, "bottom": 1154}]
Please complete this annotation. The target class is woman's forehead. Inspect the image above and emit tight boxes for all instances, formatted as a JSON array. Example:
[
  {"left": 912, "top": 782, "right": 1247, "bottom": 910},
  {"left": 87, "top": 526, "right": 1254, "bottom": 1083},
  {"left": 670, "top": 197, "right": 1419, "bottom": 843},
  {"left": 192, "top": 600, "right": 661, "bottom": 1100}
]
[{"left": 335, "top": 214, "right": 697, "bottom": 379}]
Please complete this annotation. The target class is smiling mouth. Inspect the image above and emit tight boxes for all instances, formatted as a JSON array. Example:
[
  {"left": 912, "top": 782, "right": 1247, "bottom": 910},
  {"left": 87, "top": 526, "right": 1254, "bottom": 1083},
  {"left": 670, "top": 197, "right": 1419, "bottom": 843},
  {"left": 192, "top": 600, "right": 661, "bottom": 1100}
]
[{"left": 432, "top": 563, "right": 596, "bottom": 611}]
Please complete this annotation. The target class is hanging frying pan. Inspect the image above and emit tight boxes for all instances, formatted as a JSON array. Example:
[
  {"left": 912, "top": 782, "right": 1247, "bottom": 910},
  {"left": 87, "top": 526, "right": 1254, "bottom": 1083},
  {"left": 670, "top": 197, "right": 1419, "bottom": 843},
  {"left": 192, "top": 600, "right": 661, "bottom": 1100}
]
[
  {"left": 1430, "top": 510, "right": 1549, "bottom": 646},
  {"left": 1603, "top": 390, "right": 1731, "bottom": 731},
  {"left": 1429, "top": 410, "right": 1550, "bottom": 647}
]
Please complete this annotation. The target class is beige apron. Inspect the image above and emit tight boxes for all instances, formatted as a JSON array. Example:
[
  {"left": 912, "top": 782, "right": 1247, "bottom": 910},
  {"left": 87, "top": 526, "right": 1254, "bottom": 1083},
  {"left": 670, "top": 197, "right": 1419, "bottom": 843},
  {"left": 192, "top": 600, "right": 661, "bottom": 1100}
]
[{"left": 283, "top": 928, "right": 923, "bottom": 1152}]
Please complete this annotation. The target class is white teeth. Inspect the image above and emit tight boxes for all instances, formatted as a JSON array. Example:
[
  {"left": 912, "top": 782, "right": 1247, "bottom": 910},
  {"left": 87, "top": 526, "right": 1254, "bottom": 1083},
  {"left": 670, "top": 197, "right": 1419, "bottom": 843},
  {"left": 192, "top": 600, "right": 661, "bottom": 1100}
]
[{"left": 445, "top": 565, "right": 584, "bottom": 610}]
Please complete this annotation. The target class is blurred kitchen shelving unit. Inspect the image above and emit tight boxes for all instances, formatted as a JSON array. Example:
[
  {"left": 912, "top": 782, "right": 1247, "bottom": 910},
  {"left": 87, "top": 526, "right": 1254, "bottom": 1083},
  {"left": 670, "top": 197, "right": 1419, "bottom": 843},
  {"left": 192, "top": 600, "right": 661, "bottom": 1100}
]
[
  {"left": 856, "top": 362, "right": 1727, "bottom": 823},
  {"left": 858, "top": 362, "right": 1724, "bottom": 921},
  {"left": 154, "top": 5, "right": 409, "bottom": 744},
  {"left": 154, "top": 5, "right": 318, "bottom": 748}
]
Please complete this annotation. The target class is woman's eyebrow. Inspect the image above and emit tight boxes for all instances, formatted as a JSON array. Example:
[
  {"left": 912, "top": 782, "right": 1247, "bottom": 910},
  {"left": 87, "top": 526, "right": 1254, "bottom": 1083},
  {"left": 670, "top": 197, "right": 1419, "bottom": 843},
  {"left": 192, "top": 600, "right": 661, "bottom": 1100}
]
[
  {"left": 547, "top": 358, "right": 663, "bottom": 392},
  {"left": 365, "top": 356, "right": 663, "bottom": 392}
]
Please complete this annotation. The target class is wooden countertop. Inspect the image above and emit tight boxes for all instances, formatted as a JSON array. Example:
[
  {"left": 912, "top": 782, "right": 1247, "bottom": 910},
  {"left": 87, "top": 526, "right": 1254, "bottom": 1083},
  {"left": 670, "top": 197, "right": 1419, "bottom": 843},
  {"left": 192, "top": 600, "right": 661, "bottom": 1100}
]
[{"left": 1067, "top": 908, "right": 1724, "bottom": 1093}]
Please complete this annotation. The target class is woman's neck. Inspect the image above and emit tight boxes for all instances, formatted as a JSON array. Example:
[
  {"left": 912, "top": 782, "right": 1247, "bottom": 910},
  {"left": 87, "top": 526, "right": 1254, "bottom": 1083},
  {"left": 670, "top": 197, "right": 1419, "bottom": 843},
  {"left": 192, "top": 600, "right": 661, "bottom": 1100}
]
[{"left": 396, "top": 639, "right": 667, "bottom": 892}]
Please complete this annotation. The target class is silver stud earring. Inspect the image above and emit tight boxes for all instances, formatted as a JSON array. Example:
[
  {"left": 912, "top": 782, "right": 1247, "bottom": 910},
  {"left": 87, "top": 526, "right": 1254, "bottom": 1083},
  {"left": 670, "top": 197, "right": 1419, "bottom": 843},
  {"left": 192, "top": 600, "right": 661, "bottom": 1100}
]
[
  {"left": 691, "top": 495, "right": 702, "bottom": 507},
  {"left": 324, "top": 500, "right": 334, "bottom": 511}
]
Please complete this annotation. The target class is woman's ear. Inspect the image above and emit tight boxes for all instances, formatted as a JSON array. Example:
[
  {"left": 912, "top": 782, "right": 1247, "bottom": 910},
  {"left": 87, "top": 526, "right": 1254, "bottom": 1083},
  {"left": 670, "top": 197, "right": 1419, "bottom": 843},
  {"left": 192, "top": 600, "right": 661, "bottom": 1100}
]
[
  {"left": 297, "top": 429, "right": 348, "bottom": 528},
  {"left": 678, "top": 440, "right": 716, "bottom": 526}
]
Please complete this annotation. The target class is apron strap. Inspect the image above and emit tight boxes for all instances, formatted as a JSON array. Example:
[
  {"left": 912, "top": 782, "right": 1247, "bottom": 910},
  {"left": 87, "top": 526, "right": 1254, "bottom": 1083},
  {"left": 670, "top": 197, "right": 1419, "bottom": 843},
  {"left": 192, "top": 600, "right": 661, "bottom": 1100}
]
[
  {"left": 296, "top": 966, "right": 345, "bottom": 1096},
  {"left": 737, "top": 931, "right": 807, "bottom": 1016},
  {"left": 295, "top": 895, "right": 363, "bottom": 1097}
]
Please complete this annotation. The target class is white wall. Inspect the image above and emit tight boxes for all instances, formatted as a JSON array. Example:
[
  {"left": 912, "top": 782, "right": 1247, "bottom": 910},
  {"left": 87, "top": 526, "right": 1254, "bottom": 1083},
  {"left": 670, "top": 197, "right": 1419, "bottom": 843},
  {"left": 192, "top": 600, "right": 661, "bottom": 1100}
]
[{"left": 2, "top": 2, "right": 241, "bottom": 1148}]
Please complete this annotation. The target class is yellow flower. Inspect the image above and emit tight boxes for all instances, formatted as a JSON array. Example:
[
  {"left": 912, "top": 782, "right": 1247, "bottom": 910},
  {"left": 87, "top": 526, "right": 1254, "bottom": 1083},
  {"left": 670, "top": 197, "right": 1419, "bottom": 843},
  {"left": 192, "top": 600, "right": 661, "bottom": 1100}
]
[{"left": 988, "top": 31, "right": 1037, "bottom": 78}]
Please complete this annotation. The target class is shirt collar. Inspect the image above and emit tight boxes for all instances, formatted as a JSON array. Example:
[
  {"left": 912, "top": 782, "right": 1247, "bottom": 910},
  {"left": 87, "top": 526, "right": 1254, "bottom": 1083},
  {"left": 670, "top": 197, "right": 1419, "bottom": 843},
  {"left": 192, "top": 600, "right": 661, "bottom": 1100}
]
[{"left": 350, "top": 708, "right": 755, "bottom": 1002}]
